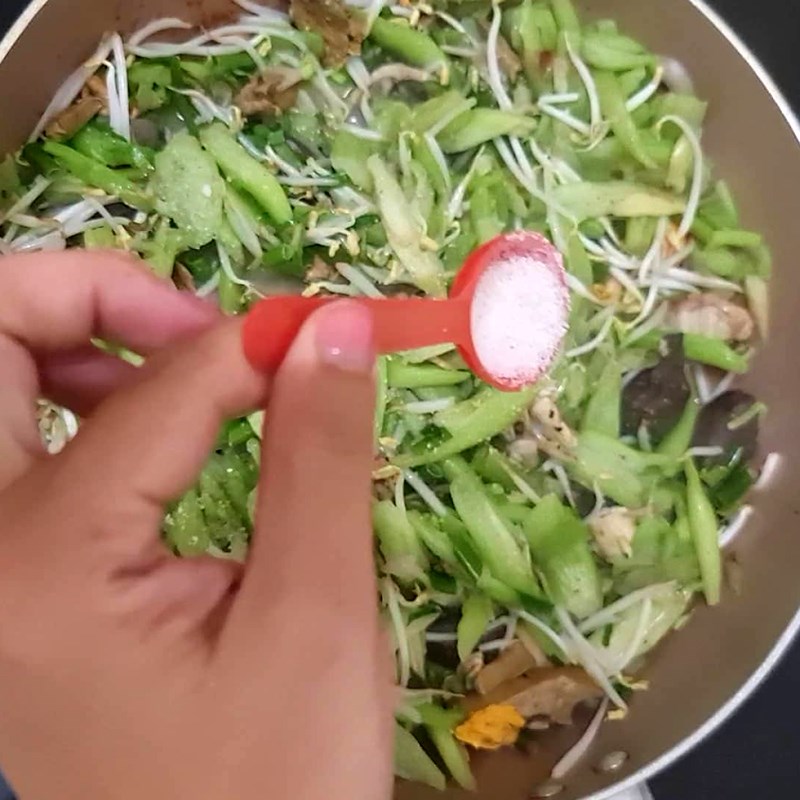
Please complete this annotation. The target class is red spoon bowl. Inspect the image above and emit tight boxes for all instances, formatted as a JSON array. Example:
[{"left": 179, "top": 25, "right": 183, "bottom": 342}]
[{"left": 242, "top": 231, "right": 569, "bottom": 391}]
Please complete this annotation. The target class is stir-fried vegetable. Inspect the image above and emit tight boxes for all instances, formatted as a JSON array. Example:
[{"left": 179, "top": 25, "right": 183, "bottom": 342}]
[{"left": 9, "top": 0, "right": 772, "bottom": 789}]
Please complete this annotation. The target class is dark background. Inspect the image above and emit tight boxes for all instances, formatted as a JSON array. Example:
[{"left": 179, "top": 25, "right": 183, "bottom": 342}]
[{"left": 0, "top": 1, "right": 798, "bottom": 798}]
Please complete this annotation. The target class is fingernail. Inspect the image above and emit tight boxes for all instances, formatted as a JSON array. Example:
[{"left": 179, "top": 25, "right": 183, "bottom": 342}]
[{"left": 315, "top": 301, "right": 375, "bottom": 373}]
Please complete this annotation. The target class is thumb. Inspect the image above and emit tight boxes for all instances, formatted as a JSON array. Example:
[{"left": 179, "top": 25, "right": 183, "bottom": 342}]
[{"left": 227, "top": 301, "right": 377, "bottom": 637}]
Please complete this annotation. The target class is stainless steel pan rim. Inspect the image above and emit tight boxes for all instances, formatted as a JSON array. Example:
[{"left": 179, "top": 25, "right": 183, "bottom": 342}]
[{"left": 0, "top": 1, "right": 798, "bottom": 799}]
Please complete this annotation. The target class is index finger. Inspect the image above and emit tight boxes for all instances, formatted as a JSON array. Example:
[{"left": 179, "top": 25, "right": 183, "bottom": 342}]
[
  {"left": 0, "top": 249, "right": 217, "bottom": 354},
  {"left": 0, "top": 249, "right": 221, "bottom": 487}
]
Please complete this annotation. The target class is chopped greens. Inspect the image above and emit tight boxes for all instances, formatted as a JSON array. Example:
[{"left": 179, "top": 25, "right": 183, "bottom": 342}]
[
  {"left": 10, "top": 0, "right": 771, "bottom": 790},
  {"left": 152, "top": 131, "right": 225, "bottom": 248}
]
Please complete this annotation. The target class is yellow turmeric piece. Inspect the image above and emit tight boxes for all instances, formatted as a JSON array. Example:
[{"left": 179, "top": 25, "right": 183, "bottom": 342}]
[{"left": 454, "top": 704, "right": 525, "bottom": 750}]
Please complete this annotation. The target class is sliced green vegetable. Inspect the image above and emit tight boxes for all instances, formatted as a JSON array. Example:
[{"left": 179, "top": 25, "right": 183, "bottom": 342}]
[
  {"left": 375, "top": 355, "right": 389, "bottom": 442},
  {"left": 530, "top": 4, "right": 558, "bottom": 50},
  {"left": 551, "top": 180, "right": 685, "bottom": 221},
  {"left": 396, "top": 386, "right": 536, "bottom": 467},
  {"left": 510, "top": 1, "right": 544, "bottom": 86},
  {"left": 698, "top": 180, "right": 739, "bottom": 229},
  {"left": 42, "top": 140, "right": 151, "bottom": 209},
  {"left": 552, "top": 0, "right": 581, "bottom": 35},
  {"left": 83, "top": 226, "right": 116, "bottom": 249},
  {"left": 71, "top": 120, "right": 154, "bottom": 175},
  {"left": 581, "top": 359, "right": 621, "bottom": 438},
  {"left": 411, "top": 91, "right": 475, "bottom": 135},
  {"left": 598, "top": 585, "right": 694, "bottom": 661},
  {"left": 387, "top": 358, "right": 470, "bottom": 389},
  {"left": 625, "top": 216, "right": 658, "bottom": 257},
  {"left": 439, "top": 109, "right": 537, "bottom": 153},
  {"left": 199, "top": 123, "right": 292, "bottom": 225},
  {"left": 408, "top": 511, "right": 457, "bottom": 564},
  {"left": 524, "top": 494, "right": 603, "bottom": 617},
  {"left": 128, "top": 62, "right": 172, "bottom": 112},
  {"left": 447, "top": 462, "right": 539, "bottom": 596},
  {"left": 653, "top": 93, "right": 708, "bottom": 132},
  {"left": 693, "top": 244, "right": 771, "bottom": 280},
  {"left": 373, "top": 499, "right": 429, "bottom": 583},
  {"left": 457, "top": 592, "right": 494, "bottom": 662},
  {"left": 708, "top": 461, "right": 754, "bottom": 513},
  {"left": 472, "top": 444, "right": 540, "bottom": 495},
  {"left": 657, "top": 395, "right": 700, "bottom": 458},
  {"left": 707, "top": 229, "right": 763, "bottom": 250},
  {"left": 394, "top": 723, "right": 446, "bottom": 791},
  {"left": 682, "top": 333, "right": 749, "bottom": 373},
  {"left": 367, "top": 154, "right": 446, "bottom": 297},
  {"left": 570, "top": 430, "right": 671, "bottom": 508},
  {"left": 151, "top": 131, "right": 225, "bottom": 248},
  {"left": 164, "top": 488, "right": 209, "bottom": 556},
  {"left": 331, "top": 128, "right": 380, "bottom": 191},
  {"left": 369, "top": 17, "right": 448, "bottom": 73},
  {"left": 141, "top": 220, "right": 191, "bottom": 279},
  {"left": 582, "top": 31, "right": 656, "bottom": 71},
  {"left": 612, "top": 514, "right": 700, "bottom": 593},
  {"left": 218, "top": 268, "right": 244, "bottom": 314},
  {"left": 595, "top": 70, "right": 655, "bottom": 168},
  {"left": 418, "top": 705, "right": 476, "bottom": 791},
  {"left": 685, "top": 459, "right": 722, "bottom": 605}
]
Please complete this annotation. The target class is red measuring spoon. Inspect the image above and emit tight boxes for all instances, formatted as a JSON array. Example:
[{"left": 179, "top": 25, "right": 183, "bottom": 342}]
[{"left": 242, "top": 230, "right": 569, "bottom": 390}]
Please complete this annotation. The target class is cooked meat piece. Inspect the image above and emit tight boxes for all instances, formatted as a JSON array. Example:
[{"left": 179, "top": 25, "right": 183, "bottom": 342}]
[
  {"left": 289, "top": 0, "right": 366, "bottom": 68},
  {"left": 369, "top": 64, "right": 432, "bottom": 88},
  {"left": 235, "top": 67, "right": 303, "bottom": 116},
  {"left": 475, "top": 641, "right": 538, "bottom": 695},
  {"left": 588, "top": 507, "right": 637, "bottom": 560},
  {"left": 515, "top": 627, "right": 551, "bottom": 668},
  {"left": 666, "top": 292, "right": 754, "bottom": 342},
  {"left": 45, "top": 95, "right": 104, "bottom": 139},
  {"left": 526, "top": 394, "right": 577, "bottom": 458},
  {"left": 85, "top": 74, "right": 107, "bottom": 98},
  {"left": 372, "top": 456, "right": 399, "bottom": 500},
  {"left": 507, "top": 437, "right": 539, "bottom": 468},
  {"left": 305, "top": 255, "right": 336, "bottom": 283},
  {"left": 463, "top": 666, "right": 603, "bottom": 725}
]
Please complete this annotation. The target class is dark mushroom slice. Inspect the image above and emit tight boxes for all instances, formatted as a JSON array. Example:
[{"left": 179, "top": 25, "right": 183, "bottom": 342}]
[
  {"left": 571, "top": 483, "right": 597, "bottom": 518},
  {"left": 621, "top": 334, "right": 690, "bottom": 441},
  {"left": 692, "top": 390, "right": 760, "bottom": 466},
  {"left": 130, "top": 117, "right": 160, "bottom": 148}
]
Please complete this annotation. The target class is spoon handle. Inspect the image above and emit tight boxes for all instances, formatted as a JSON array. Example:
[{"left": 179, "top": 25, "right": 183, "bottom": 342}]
[{"left": 243, "top": 295, "right": 470, "bottom": 373}]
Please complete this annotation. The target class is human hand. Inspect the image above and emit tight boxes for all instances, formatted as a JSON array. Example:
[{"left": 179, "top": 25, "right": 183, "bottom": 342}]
[{"left": 0, "top": 251, "right": 392, "bottom": 800}]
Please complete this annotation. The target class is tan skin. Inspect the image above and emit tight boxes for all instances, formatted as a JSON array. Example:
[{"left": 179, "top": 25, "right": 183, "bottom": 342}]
[{"left": 0, "top": 251, "right": 393, "bottom": 800}]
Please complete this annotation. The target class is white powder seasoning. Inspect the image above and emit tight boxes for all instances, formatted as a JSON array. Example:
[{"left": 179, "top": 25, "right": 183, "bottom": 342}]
[{"left": 470, "top": 254, "right": 569, "bottom": 386}]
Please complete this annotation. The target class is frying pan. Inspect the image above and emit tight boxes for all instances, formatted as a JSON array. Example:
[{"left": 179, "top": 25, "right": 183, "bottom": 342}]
[{"left": 0, "top": 2, "right": 798, "bottom": 799}]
